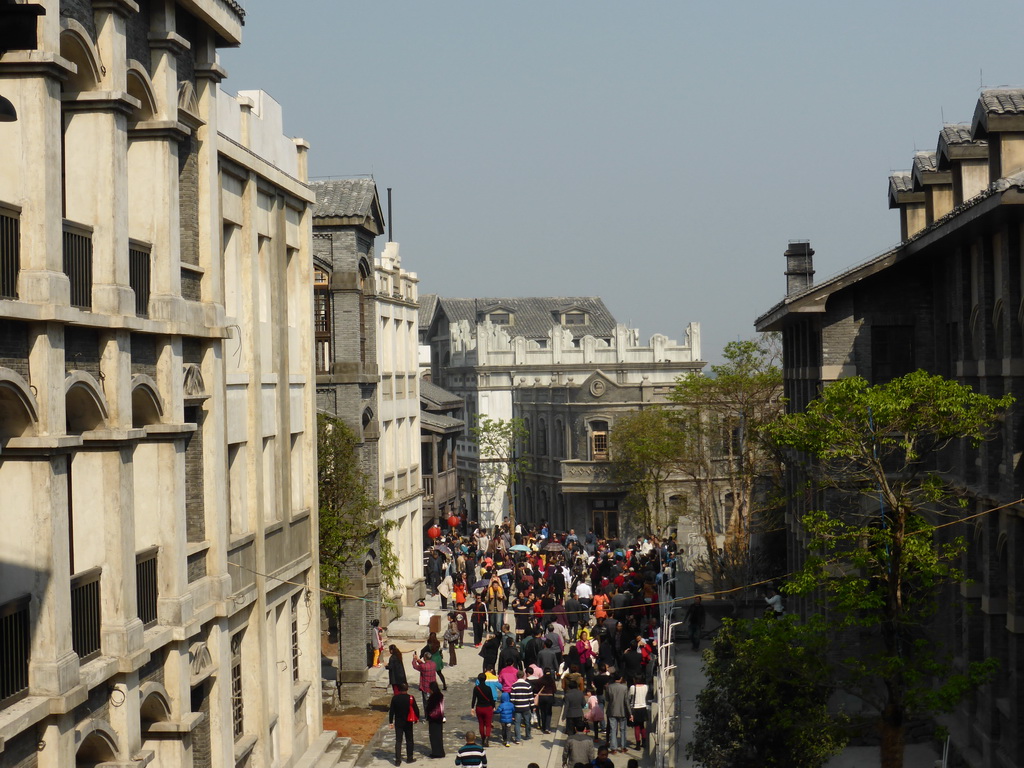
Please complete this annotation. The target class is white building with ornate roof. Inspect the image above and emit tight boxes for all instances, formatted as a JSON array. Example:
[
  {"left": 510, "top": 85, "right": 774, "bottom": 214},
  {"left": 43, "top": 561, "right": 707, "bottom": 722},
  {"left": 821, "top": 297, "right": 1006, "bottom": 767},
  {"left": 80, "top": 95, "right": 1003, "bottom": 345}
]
[{"left": 421, "top": 296, "right": 704, "bottom": 533}]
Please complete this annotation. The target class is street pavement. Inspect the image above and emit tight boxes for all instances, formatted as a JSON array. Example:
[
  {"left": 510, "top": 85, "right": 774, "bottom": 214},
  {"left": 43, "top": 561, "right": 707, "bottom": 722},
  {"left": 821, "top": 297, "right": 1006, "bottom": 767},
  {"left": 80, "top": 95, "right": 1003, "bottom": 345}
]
[{"left": 356, "top": 640, "right": 655, "bottom": 768}]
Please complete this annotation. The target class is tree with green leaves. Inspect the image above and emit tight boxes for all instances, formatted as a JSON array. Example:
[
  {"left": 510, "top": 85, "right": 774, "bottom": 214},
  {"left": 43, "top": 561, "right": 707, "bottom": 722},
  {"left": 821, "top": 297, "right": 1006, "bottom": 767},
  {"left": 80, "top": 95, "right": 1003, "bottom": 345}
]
[
  {"left": 471, "top": 415, "right": 529, "bottom": 532},
  {"left": 688, "top": 615, "right": 848, "bottom": 768},
  {"left": 609, "top": 407, "right": 687, "bottom": 535},
  {"left": 317, "top": 413, "right": 400, "bottom": 610},
  {"left": 669, "top": 337, "right": 784, "bottom": 592},
  {"left": 769, "top": 371, "right": 1012, "bottom": 768}
]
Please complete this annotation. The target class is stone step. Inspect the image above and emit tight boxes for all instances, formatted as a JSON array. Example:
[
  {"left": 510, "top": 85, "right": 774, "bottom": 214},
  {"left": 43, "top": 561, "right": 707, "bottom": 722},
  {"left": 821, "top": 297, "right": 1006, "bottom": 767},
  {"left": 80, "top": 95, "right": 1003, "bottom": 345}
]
[
  {"left": 314, "top": 736, "right": 349, "bottom": 768},
  {"left": 293, "top": 731, "right": 336, "bottom": 768},
  {"left": 335, "top": 737, "right": 365, "bottom": 768}
]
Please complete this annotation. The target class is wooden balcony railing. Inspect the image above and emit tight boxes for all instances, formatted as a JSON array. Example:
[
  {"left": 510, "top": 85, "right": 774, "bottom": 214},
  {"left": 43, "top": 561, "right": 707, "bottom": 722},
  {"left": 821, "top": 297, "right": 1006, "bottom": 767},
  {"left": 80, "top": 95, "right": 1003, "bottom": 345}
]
[
  {"left": 0, "top": 203, "right": 20, "bottom": 300},
  {"left": 0, "top": 595, "right": 30, "bottom": 707},
  {"left": 129, "top": 240, "right": 151, "bottom": 317},
  {"left": 136, "top": 548, "right": 158, "bottom": 628},
  {"left": 62, "top": 219, "right": 93, "bottom": 310},
  {"left": 70, "top": 568, "right": 101, "bottom": 661}
]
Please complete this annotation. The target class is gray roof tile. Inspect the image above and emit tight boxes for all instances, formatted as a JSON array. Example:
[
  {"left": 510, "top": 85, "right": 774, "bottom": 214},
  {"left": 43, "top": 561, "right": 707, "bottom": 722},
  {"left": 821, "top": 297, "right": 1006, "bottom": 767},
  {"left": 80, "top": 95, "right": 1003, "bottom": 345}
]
[
  {"left": 311, "top": 179, "right": 378, "bottom": 219},
  {"left": 913, "top": 152, "right": 938, "bottom": 174},
  {"left": 889, "top": 172, "right": 914, "bottom": 194},
  {"left": 979, "top": 89, "right": 1024, "bottom": 116},
  {"left": 421, "top": 380, "right": 463, "bottom": 409},
  {"left": 438, "top": 297, "right": 619, "bottom": 340}
]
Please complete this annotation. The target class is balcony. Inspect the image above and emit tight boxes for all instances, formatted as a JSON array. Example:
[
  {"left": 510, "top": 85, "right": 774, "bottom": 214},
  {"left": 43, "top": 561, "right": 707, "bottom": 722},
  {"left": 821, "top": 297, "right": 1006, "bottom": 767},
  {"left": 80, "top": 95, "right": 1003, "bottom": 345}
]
[
  {"left": 559, "top": 460, "right": 616, "bottom": 493},
  {"left": 62, "top": 219, "right": 93, "bottom": 310},
  {"left": 0, "top": 595, "right": 30, "bottom": 707},
  {"left": 0, "top": 202, "right": 20, "bottom": 300},
  {"left": 70, "top": 568, "right": 101, "bottom": 662},
  {"left": 129, "top": 240, "right": 151, "bottom": 317},
  {"left": 423, "top": 467, "right": 457, "bottom": 502},
  {"left": 136, "top": 548, "right": 158, "bottom": 628}
]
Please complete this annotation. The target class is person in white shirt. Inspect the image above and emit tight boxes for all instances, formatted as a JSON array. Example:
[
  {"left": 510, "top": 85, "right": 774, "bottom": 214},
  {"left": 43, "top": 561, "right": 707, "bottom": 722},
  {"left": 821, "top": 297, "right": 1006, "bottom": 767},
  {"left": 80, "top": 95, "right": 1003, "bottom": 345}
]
[
  {"left": 575, "top": 581, "right": 593, "bottom": 601},
  {"left": 765, "top": 586, "right": 784, "bottom": 617}
]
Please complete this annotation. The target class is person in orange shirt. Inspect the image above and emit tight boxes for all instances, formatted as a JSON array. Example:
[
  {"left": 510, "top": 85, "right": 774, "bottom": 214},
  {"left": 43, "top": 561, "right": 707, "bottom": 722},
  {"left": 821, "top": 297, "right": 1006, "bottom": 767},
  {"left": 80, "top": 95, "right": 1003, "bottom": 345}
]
[{"left": 591, "top": 590, "right": 610, "bottom": 623}]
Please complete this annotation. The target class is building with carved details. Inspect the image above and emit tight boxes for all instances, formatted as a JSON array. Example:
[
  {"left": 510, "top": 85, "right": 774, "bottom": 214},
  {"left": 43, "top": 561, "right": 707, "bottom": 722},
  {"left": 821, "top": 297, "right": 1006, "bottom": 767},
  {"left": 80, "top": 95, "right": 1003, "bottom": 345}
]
[
  {"left": 421, "top": 296, "right": 704, "bottom": 534},
  {"left": 311, "top": 180, "right": 425, "bottom": 697},
  {"left": 0, "top": 2, "right": 334, "bottom": 767},
  {"left": 756, "top": 90, "right": 1024, "bottom": 767},
  {"left": 419, "top": 378, "right": 464, "bottom": 530}
]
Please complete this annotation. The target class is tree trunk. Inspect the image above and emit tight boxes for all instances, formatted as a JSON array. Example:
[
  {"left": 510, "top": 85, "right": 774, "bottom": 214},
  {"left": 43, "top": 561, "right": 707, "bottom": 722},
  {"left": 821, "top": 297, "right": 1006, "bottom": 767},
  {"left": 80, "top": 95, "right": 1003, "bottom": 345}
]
[{"left": 879, "top": 703, "right": 905, "bottom": 768}]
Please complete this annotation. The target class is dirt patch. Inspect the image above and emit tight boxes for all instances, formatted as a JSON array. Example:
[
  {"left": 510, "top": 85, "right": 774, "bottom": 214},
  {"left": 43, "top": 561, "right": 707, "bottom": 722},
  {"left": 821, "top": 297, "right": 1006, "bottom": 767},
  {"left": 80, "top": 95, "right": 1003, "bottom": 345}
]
[{"left": 323, "top": 699, "right": 390, "bottom": 745}]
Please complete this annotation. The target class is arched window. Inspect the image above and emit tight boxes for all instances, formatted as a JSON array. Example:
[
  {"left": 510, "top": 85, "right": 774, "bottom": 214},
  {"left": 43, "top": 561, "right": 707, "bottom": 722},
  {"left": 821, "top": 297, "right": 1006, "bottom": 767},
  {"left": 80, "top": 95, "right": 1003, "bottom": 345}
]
[{"left": 538, "top": 419, "right": 548, "bottom": 456}]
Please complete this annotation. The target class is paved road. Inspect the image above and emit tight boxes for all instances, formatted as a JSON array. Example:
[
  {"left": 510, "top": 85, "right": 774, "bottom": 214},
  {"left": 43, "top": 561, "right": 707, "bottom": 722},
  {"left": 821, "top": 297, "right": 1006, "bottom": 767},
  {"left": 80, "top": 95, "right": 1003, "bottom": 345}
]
[{"left": 356, "top": 650, "right": 654, "bottom": 768}]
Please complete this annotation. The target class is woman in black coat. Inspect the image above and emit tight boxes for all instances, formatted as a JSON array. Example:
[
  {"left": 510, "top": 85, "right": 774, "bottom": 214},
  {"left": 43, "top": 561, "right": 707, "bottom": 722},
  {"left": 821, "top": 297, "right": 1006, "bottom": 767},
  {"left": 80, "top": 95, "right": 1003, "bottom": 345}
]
[
  {"left": 387, "top": 645, "right": 407, "bottom": 694},
  {"left": 425, "top": 681, "right": 446, "bottom": 758}
]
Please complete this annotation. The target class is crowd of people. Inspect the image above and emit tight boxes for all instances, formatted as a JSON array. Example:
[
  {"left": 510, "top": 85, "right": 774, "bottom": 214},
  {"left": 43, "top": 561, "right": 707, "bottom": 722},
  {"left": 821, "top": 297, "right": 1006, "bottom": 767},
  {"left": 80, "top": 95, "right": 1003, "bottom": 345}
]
[{"left": 386, "top": 521, "right": 679, "bottom": 767}]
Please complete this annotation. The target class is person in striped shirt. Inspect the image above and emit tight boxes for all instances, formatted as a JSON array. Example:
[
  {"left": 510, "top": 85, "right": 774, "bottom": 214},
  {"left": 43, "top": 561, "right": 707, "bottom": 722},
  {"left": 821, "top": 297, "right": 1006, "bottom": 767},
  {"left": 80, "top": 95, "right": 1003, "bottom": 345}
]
[
  {"left": 509, "top": 670, "right": 534, "bottom": 742},
  {"left": 455, "top": 731, "right": 487, "bottom": 768}
]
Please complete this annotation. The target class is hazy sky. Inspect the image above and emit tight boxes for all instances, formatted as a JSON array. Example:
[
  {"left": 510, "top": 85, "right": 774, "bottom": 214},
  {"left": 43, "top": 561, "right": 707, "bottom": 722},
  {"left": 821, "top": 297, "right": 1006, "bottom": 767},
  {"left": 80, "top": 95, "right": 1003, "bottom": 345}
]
[{"left": 221, "top": 1, "right": 1023, "bottom": 364}]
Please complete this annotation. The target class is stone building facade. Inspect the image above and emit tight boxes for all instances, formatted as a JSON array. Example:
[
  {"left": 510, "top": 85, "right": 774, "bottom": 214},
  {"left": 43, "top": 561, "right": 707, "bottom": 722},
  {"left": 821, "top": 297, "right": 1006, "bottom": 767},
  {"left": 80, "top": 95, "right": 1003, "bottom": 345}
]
[
  {"left": 0, "top": 2, "right": 327, "bottom": 767},
  {"left": 373, "top": 241, "right": 426, "bottom": 605},
  {"left": 419, "top": 378, "right": 464, "bottom": 532},
  {"left": 755, "top": 90, "right": 1024, "bottom": 768},
  {"left": 421, "top": 296, "right": 704, "bottom": 533}
]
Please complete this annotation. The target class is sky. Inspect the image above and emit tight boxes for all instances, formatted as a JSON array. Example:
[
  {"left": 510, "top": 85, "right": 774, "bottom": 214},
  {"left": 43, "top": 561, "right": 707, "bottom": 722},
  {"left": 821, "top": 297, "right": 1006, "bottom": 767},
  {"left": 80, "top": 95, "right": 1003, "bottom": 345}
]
[{"left": 221, "top": 1, "right": 1024, "bottom": 365}]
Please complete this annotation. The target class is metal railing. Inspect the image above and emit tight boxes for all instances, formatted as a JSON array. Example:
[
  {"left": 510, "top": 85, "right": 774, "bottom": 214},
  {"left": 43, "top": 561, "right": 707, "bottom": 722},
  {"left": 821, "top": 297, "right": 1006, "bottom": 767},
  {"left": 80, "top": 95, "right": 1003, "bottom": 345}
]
[
  {"left": 136, "top": 548, "right": 158, "bottom": 628},
  {"left": 70, "top": 568, "right": 102, "bottom": 661},
  {"left": 62, "top": 219, "right": 93, "bottom": 310},
  {"left": 0, "top": 595, "right": 30, "bottom": 707},
  {"left": 129, "top": 240, "right": 151, "bottom": 317},
  {"left": 0, "top": 203, "right": 20, "bottom": 300}
]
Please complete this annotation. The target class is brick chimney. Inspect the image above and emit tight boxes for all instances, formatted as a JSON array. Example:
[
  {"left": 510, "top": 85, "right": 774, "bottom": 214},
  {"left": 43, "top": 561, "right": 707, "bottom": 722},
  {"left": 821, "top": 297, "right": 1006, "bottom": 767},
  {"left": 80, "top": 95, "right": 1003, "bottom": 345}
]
[{"left": 784, "top": 241, "right": 814, "bottom": 296}]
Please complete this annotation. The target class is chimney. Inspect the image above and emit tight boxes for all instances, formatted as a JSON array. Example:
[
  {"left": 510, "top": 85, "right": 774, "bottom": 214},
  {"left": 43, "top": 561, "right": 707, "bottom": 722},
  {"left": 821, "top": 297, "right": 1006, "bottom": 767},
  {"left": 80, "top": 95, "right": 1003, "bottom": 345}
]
[{"left": 784, "top": 241, "right": 814, "bottom": 296}]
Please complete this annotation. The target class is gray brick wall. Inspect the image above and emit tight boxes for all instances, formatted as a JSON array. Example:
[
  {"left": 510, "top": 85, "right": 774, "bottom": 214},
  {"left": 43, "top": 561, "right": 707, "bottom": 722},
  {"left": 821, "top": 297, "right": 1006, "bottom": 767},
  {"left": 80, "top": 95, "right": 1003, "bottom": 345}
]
[
  {"left": 178, "top": 133, "right": 199, "bottom": 268},
  {"left": 191, "top": 679, "right": 212, "bottom": 768},
  {"left": 184, "top": 405, "right": 205, "bottom": 542},
  {"left": 58, "top": 0, "right": 96, "bottom": 41},
  {"left": 3, "top": 729, "right": 38, "bottom": 768},
  {"left": 65, "top": 326, "right": 100, "bottom": 379},
  {"left": 130, "top": 333, "right": 157, "bottom": 380},
  {"left": 0, "top": 319, "right": 29, "bottom": 378},
  {"left": 124, "top": 1, "right": 152, "bottom": 75}
]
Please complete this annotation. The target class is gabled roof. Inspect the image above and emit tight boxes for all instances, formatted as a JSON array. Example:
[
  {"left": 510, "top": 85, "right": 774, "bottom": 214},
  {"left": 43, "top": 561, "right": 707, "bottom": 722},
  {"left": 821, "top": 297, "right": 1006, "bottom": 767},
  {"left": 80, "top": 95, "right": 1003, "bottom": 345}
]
[
  {"left": 888, "top": 172, "right": 922, "bottom": 209},
  {"left": 421, "top": 379, "right": 463, "bottom": 410},
  {"left": 973, "top": 88, "right": 1024, "bottom": 138},
  {"left": 419, "top": 294, "right": 440, "bottom": 329},
  {"left": 438, "top": 297, "right": 618, "bottom": 340},
  {"left": 936, "top": 124, "right": 988, "bottom": 169},
  {"left": 421, "top": 411, "right": 465, "bottom": 433},
  {"left": 310, "top": 179, "right": 384, "bottom": 235},
  {"left": 911, "top": 151, "right": 951, "bottom": 189},
  {"left": 757, "top": 172, "right": 1024, "bottom": 332}
]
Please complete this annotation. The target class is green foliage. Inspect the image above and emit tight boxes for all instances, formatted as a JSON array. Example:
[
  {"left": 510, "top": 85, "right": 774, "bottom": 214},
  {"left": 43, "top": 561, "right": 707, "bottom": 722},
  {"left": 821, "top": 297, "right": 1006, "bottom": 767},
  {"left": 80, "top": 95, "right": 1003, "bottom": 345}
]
[
  {"left": 768, "top": 371, "right": 1011, "bottom": 766},
  {"left": 471, "top": 415, "right": 530, "bottom": 529},
  {"left": 609, "top": 408, "right": 686, "bottom": 535},
  {"left": 317, "top": 413, "right": 400, "bottom": 610},
  {"left": 668, "top": 337, "right": 785, "bottom": 590},
  {"left": 687, "top": 616, "right": 848, "bottom": 768}
]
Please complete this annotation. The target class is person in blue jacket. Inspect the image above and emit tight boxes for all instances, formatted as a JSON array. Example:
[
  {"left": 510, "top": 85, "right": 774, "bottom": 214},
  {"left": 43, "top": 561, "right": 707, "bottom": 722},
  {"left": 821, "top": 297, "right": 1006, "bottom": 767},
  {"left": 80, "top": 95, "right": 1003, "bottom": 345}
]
[{"left": 496, "top": 691, "right": 516, "bottom": 747}]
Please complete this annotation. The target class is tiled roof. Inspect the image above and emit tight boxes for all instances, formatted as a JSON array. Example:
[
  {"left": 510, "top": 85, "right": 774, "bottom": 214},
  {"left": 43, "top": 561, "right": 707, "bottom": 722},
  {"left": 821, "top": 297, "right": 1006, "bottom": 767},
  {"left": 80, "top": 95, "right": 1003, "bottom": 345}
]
[
  {"left": 419, "top": 294, "right": 440, "bottom": 328},
  {"left": 421, "top": 411, "right": 464, "bottom": 432},
  {"left": 224, "top": 0, "right": 245, "bottom": 20},
  {"left": 889, "top": 172, "right": 913, "bottom": 194},
  {"left": 438, "top": 297, "right": 619, "bottom": 340},
  {"left": 311, "top": 179, "right": 378, "bottom": 219},
  {"left": 939, "top": 124, "right": 980, "bottom": 146},
  {"left": 421, "top": 380, "right": 462, "bottom": 409},
  {"left": 913, "top": 152, "right": 938, "bottom": 175},
  {"left": 979, "top": 89, "right": 1024, "bottom": 115}
]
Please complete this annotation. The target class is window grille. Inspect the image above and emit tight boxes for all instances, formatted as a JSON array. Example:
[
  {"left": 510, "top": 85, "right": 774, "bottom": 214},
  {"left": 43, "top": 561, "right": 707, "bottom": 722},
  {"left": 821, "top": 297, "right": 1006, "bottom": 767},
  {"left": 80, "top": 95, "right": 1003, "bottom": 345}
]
[
  {"left": 0, "top": 595, "right": 30, "bottom": 706},
  {"left": 70, "top": 568, "right": 102, "bottom": 661},
  {"left": 0, "top": 204, "right": 20, "bottom": 300},
  {"left": 136, "top": 548, "right": 158, "bottom": 628},
  {"left": 231, "top": 632, "right": 244, "bottom": 739},
  {"left": 62, "top": 220, "right": 93, "bottom": 310}
]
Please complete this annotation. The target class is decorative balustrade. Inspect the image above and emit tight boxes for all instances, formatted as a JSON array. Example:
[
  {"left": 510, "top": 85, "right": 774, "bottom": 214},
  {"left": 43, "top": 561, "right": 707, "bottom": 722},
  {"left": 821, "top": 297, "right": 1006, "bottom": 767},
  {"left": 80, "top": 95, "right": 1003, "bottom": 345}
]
[
  {"left": 136, "top": 548, "right": 158, "bottom": 628},
  {"left": 62, "top": 219, "right": 93, "bottom": 310},
  {"left": 70, "top": 567, "right": 102, "bottom": 661},
  {"left": 0, "top": 595, "right": 30, "bottom": 706},
  {"left": 0, "top": 203, "right": 20, "bottom": 300},
  {"left": 129, "top": 240, "right": 151, "bottom": 317}
]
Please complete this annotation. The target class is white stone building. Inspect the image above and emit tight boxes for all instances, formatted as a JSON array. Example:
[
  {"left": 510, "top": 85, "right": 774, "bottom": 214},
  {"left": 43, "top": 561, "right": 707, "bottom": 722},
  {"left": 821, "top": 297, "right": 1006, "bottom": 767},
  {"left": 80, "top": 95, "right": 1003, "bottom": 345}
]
[
  {"left": 0, "top": 2, "right": 330, "bottom": 767},
  {"left": 374, "top": 242, "right": 425, "bottom": 605},
  {"left": 421, "top": 297, "right": 704, "bottom": 532}
]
